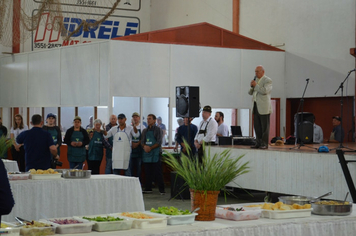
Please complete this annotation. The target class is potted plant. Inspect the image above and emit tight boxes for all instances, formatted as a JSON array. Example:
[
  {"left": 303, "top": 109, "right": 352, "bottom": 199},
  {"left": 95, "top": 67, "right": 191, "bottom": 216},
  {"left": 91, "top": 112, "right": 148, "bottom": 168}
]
[
  {"left": 163, "top": 141, "right": 250, "bottom": 221},
  {"left": 0, "top": 135, "right": 12, "bottom": 159}
]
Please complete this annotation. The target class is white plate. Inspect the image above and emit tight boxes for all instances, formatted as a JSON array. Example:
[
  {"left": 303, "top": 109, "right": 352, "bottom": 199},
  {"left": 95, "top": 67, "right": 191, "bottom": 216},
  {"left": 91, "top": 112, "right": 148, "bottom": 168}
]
[{"left": 1, "top": 221, "right": 21, "bottom": 236}]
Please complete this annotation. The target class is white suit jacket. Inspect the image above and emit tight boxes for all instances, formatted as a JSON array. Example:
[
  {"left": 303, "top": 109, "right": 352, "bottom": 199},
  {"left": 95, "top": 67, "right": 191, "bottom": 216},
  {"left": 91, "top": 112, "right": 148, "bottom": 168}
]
[{"left": 248, "top": 75, "right": 273, "bottom": 115}]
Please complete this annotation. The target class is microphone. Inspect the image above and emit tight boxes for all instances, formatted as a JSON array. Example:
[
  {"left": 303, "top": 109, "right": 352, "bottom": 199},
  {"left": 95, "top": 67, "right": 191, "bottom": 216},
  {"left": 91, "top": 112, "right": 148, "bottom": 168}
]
[
  {"left": 251, "top": 76, "right": 257, "bottom": 87},
  {"left": 349, "top": 69, "right": 356, "bottom": 73},
  {"left": 306, "top": 78, "right": 310, "bottom": 82}
]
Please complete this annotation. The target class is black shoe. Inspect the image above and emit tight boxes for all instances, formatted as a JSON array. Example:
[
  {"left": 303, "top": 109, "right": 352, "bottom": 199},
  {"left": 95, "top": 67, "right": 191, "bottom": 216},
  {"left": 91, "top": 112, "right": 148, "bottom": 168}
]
[
  {"left": 260, "top": 145, "right": 268, "bottom": 149},
  {"left": 142, "top": 189, "right": 153, "bottom": 194},
  {"left": 250, "top": 145, "right": 260, "bottom": 149}
]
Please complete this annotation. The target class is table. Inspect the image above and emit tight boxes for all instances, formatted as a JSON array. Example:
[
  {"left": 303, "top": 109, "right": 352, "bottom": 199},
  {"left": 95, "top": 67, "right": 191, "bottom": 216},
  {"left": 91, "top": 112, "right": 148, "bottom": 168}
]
[
  {"left": 2, "top": 159, "right": 19, "bottom": 172},
  {"left": 3, "top": 175, "right": 144, "bottom": 222},
  {"left": 43, "top": 205, "right": 356, "bottom": 236}
]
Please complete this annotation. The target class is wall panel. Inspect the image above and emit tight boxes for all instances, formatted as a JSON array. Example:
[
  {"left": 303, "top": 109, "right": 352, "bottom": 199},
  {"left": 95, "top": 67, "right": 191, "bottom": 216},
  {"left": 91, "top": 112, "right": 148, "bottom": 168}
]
[
  {"left": 28, "top": 50, "right": 61, "bottom": 107},
  {"left": 60, "top": 43, "right": 100, "bottom": 106},
  {"left": 0, "top": 55, "right": 28, "bottom": 107}
]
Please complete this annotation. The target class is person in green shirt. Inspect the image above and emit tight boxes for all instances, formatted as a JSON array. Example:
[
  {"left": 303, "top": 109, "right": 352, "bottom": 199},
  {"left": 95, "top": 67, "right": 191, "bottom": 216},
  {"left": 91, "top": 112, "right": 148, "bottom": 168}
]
[
  {"left": 42, "top": 113, "right": 61, "bottom": 168},
  {"left": 64, "top": 116, "right": 90, "bottom": 169}
]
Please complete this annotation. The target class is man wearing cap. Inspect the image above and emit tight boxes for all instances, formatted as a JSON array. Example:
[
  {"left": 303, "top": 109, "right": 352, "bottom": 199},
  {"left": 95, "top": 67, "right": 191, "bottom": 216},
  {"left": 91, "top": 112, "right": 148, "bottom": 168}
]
[
  {"left": 248, "top": 65, "right": 273, "bottom": 149},
  {"left": 43, "top": 113, "right": 61, "bottom": 168},
  {"left": 128, "top": 112, "right": 145, "bottom": 180},
  {"left": 327, "top": 116, "right": 345, "bottom": 143},
  {"left": 194, "top": 106, "right": 218, "bottom": 162},
  {"left": 105, "top": 113, "right": 138, "bottom": 175},
  {"left": 156, "top": 116, "right": 167, "bottom": 146},
  {"left": 104, "top": 115, "right": 118, "bottom": 174},
  {"left": 64, "top": 116, "right": 90, "bottom": 169},
  {"left": 17, "top": 114, "right": 58, "bottom": 171},
  {"left": 141, "top": 114, "right": 165, "bottom": 194}
]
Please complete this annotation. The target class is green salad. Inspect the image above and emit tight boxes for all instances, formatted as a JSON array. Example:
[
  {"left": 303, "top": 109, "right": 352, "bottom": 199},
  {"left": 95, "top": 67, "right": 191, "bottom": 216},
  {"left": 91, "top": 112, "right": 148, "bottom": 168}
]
[
  {"left": 150, "top": 206, "right": 191, "bottom": 215},
  {"left": 82, "top": 216, "right": 124, "bottom": 222}
]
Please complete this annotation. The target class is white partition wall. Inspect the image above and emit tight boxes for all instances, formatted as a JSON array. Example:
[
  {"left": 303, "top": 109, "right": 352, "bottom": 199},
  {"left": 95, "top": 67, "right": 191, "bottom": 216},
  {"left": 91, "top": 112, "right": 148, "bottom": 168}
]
[
  {"left": 0, "top": 40, "right": 286, "bottom": 133},
  {"left": 0, "top": 54, "right": 28, "bottom": 107},
  {"left": 28, "top": 50, "right": 61, "bottom": 107},
  {"left": 109, "top": 41, "right": 170, "bottom": 98}
]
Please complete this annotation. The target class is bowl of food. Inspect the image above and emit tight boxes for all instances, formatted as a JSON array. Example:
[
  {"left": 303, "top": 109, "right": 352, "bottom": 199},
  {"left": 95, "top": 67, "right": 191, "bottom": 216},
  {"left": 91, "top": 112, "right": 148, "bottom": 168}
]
[
  {"left": 278, "top": 196, "right": 314, "bottom": 206},
  {"left": 62, "top": 169, "right": 91, "bottom": 179},
  {"left": 311, "top": 200, "right": 352, "bottom": 216}
]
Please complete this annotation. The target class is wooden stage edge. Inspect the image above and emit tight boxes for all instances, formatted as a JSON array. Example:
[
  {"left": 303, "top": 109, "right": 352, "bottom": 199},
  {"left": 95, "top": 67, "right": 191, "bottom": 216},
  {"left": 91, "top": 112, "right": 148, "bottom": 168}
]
[{"left": 218, "top": 142, "right": 356, "bottom": 155}]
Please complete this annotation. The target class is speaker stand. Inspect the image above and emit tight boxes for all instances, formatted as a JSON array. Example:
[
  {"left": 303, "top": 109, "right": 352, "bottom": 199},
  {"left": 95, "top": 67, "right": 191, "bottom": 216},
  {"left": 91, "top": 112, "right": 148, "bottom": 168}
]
[
  {"left": 330, "top": 72, "right": 355, "bottom": 151},
  {"left": 290, "top": 79, "right": 317, "bottom": 151}
]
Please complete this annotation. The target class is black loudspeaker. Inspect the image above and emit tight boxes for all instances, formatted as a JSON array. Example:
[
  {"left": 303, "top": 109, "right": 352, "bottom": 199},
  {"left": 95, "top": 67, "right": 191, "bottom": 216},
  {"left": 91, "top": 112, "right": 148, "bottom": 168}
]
[
  {"left": 294, "top": 112, "right": 315, "bottom": 144},
  {"left": 176, "top": 86, "right": 200, "bottom": 118},
  {"left": 297, "top": 121, "right": 314, "bottom": 143},
  {"left": 170, "top": 171, "right": 190, "bottom": 199}
]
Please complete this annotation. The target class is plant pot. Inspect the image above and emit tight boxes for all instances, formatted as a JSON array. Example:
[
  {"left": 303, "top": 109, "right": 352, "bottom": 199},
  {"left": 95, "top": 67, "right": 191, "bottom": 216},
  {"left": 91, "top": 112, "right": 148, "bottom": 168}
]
[{"left": 190, "top": 189, "right": 220, "bottom": 221}]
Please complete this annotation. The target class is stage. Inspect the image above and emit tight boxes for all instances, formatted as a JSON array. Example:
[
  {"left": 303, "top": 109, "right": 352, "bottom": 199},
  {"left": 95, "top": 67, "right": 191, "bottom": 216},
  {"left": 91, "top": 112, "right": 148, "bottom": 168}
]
[{"left": 210, "top": 142, "right": 356, "bottom": 201}]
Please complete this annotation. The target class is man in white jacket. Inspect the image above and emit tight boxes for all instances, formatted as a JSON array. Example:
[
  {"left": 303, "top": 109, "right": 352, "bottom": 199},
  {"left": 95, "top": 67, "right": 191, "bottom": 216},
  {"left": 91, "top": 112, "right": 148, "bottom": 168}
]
[{"left": 248, "top": 65, "right": 273, "bottom": 149}]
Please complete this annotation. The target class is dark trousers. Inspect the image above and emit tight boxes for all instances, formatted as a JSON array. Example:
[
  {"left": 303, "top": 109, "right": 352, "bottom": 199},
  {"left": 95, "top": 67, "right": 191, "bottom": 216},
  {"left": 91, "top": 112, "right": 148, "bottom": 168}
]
[
  {"left": 11, "top": 145, "right": 25, "bottom": 172},
  {"left": 253, "top": 103, "right": 270, "bottom": 147},
  {"left": 144, "top": 159, "right": 165, "bottom": 192},
  {"left": 129, "top": 157, "right": 142, "bottom": 181},
  {"left": 87, "top": 160, "right": 102, "bottom": 174}
]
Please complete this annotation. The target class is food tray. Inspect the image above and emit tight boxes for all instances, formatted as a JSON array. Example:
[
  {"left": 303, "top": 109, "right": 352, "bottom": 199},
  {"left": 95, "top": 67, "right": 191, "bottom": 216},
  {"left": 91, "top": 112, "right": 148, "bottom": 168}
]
[
  {"left": 30, "top": 173, "right": 62, "bottom": 180},
  {"left": 74, "top": 215, "right": 133, "bottom": 232},
  {"left": 113, "top": 212, "right": 167, "bottom": 229},
  {"left": 20, "top": 225, "right": 56, "bottom": 236},
  {"left": 62, "top": 170, "right": 91, "bottom": 179},
  {"left": 147, "top": 212, "right": 198, "bottom": 225},
  {"left": 0, "top": 222, "right": 20, "bottom": 236},
  {"left": 7, "top": 172, "right": 30, "bottom": 181},
  {"left": 261, "top": 208, "right": 312, "bottom": 219},
  {"left": 311, "top": 202, "right": 352, "bottom": 216},
  {"left": 40, "top": 218, "right": 93, "bottom": 234},
  {"left": 215, "top": 207, "right": 262, "bottom": 221}
]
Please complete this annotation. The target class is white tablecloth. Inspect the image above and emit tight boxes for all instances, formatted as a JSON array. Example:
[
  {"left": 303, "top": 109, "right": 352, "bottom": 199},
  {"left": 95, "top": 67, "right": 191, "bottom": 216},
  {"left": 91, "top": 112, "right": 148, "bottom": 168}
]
[
  {"left": 54, "top": 207, "right": 356, "bottom": 236},
  {"left": 2, "top": 159, "right": 19, "bottom": 172},
  {"left": 3, "top": 175, "right": 144, "bottom": 222}
]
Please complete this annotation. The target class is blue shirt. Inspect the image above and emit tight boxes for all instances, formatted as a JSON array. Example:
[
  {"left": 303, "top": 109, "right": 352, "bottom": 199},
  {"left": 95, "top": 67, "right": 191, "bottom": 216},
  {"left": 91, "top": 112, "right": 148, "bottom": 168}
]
[
  {"left": 17, "top": 127, "right": 54, "bottom": 171},
  {"left": 176, "top": 124, "right": 198, "bottom": 153},
  {"left": 333, "top": 125, "right": 345, "bottom": 143}
]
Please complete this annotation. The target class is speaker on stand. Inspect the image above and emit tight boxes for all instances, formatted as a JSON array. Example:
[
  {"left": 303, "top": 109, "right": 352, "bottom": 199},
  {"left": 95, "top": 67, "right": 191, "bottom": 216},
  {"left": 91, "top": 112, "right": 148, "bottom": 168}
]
[{"left": 171, "top": 86, "right": 200, "bottom": 201}]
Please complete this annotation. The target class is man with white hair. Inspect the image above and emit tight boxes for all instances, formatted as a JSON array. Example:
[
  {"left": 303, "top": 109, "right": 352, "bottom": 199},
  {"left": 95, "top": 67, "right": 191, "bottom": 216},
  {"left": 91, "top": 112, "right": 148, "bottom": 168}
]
[{"left": 248, "top": 65, "right": 273, "bottom": 149}]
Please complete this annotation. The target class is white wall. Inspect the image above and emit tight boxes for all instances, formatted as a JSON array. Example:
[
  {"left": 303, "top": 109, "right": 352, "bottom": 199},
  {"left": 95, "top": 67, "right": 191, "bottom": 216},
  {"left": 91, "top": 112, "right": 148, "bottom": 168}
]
[
  {"left": 239, "top": 0, "right": 355, "bottom": 98},
  {"left": 150, "top": 0, "right": 233, "bottom": 31}
]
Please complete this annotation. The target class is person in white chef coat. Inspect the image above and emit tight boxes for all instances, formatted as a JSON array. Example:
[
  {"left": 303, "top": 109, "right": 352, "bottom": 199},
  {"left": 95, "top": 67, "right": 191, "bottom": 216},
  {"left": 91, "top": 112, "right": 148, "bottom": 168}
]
[{"left": 104, "top": 113, "right": 138, "bottom": 175}]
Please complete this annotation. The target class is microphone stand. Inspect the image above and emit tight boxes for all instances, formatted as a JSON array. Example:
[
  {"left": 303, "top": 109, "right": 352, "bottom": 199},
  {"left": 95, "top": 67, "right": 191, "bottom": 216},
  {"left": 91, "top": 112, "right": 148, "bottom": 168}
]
[
  {"left": 330, "top": 71, "right": 355, "bottom": 151},
  {"left": 290, "top": 79, "right": 317, "bottom": 150}
]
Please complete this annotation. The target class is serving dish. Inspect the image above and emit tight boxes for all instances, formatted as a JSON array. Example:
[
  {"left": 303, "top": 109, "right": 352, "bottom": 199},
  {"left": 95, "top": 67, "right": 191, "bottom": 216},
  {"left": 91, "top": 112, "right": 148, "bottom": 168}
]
[
  {"left": 278, "top": 196, "right": 314, "bottom": 205},
  {"left": 311, "top": 201, "right": 352, "bottom": 216},
  {"left": 113, "top": 212, "right": 167, "bottom": 229},
  {"left": 148, "top": 212, "right": 197, "bottom": 225},
  {"left": 215, "top": 207, "right": 261, "bottom": 221},
  {"left": 40, "top": 217, "right": 93, "bottom": 234},
  {"left": 7, "top": 172, "right": 30, "bottom": 181},
  {"left": 0, "top": 221, "right": 20, "bottom": 236},
  {"left": 261, "top": 208, "right": 312, "bottom": 219},
  {"left": 30, "top": 173, "right": 62, "bottom": 180},
  {"left": 62, "top": 169, "right": 91, "bottom": 179},
  {"left": 75, "top": 215, "right": 133, "bottom": 232}
]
